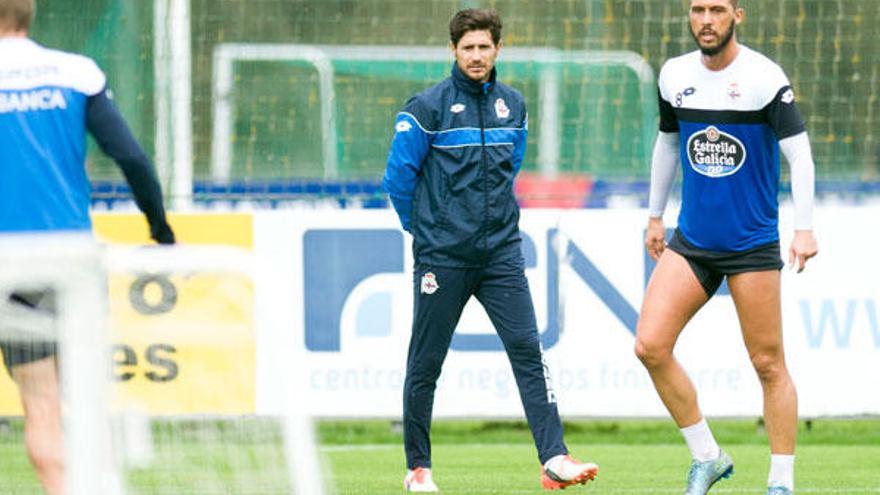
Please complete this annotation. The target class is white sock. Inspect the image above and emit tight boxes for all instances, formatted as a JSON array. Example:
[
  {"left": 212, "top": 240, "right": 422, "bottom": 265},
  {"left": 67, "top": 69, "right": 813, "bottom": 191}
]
[
  {"left": 768, "top": 454, "right": 795, "bottom": 490},
  {"left": 680, "top": 418, "right": 721, "bottom": 462}
]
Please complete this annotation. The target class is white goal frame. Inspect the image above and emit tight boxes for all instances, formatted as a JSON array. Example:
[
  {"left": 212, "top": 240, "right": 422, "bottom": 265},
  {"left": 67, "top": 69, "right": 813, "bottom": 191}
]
[
  {"left": 106, "top": 245, "right": 327, "bottom": 495},
  {"left": 0, "top": 237, "right": 325, "bottom": 495},
  {"left": 0, "top": 234, "right": 114, "bottom": 495},
  {"left": 210, "top": 43, "right": 656, "bottom": 182}
]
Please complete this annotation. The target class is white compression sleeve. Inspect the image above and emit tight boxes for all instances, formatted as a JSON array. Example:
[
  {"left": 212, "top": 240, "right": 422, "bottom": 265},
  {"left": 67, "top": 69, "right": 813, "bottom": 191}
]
[
  {"left": 779, "top": 132, "right": 815, "bottom": 230},
  {"left": 648, "top": 131, "right": 680, "bottom": 218}
]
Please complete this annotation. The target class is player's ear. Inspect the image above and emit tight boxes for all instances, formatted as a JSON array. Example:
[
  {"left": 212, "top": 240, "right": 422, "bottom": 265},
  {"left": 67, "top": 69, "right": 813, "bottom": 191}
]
[
  {"left": 733, "top": 4, "right": 744, "bottom": 25},
  {"left": 448, "top": 40, "right": 456, "bottom": 57},
  {"left": 496, "top": 39, "right": 503, "bottom": 52}
]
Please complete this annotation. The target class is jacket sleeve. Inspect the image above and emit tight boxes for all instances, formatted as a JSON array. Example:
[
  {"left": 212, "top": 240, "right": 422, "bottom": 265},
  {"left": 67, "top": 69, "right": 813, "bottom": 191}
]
[
  {"left": 86, "top": 89, "right": 175, "bottom": 244},
  {"left": 512, "top": 111, "right": 527, "bottom": 175},
  {"left": 382, "top": 97, "right": 432, "bottom": 232}
]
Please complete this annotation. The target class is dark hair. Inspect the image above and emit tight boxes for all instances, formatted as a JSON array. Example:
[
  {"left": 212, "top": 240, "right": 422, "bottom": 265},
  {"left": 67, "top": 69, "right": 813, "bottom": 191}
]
[
  {"left": 691, "top": 0, "right": 740, "bottom": 9},
  {"left": 449, "top": 8, "right": 502, "bottom": 47},
  {"left": 0, "top": 0, "right": 35, "bottom": 32}
]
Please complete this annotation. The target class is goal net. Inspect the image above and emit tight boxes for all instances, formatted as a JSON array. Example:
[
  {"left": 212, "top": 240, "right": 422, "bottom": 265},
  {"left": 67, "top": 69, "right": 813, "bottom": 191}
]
[
  {"left": 30, "top": 0, "right": 875, "bottom": 205},
  {"left": 0, "top": 234, "right": 327, "bottom": 495}
]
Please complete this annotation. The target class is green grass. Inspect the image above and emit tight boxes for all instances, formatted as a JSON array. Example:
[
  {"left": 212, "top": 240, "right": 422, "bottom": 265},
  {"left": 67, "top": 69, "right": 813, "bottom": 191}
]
[
  {"left": 325, "top": 444, "right": 880, "bottom": 494},
  {"left": 1, "top": 418, "right": 879, "bottom": 494},
  {"left": 319, "top": 419, "right": 880, "bottom": 494},
  {"left": 318, "top": 417, "right": 880, "bottom": 446}
]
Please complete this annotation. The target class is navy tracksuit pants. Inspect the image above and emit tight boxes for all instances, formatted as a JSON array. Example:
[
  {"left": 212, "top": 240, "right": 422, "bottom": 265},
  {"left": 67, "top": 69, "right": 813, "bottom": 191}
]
[{"left": 402, "top": 252, "right": 568, "bottom": 469}]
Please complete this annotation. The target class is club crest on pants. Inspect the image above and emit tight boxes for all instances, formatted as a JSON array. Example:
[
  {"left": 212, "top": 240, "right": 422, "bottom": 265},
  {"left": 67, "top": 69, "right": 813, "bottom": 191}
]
[{"left": 420, "top": 272, "right": 439, "bottom": 294}]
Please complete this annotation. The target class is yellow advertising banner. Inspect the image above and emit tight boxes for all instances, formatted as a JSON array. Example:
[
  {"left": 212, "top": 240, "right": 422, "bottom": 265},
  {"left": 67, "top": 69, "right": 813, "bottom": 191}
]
[{"left": 0, "top": 213, "right": 256, "bottom": 415}]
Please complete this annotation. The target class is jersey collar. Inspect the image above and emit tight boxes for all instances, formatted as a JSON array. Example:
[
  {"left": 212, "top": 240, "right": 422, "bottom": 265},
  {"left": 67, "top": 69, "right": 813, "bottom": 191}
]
[
  {"left": 0, "top": 37, "right": 37, "bottom": 49},
  {"left": 451, "top": 63, "right": 496, "bottom": 95}
]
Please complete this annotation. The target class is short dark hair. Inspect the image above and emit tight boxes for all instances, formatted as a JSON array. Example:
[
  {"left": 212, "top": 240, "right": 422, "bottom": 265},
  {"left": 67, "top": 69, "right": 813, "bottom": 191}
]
[
  {"left": 690, "top": 0, "right": 740, "bottom": 9},
  {"left": 0, "top": 0, "right": 35, "bottom": 32},
  {"left": 449, "top": 8, "right": 502, "bottom": 47}
]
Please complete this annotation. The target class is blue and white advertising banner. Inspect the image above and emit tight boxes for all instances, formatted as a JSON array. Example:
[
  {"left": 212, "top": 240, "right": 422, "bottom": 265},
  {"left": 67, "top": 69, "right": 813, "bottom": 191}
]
[{"left": 253, "top": 207, "right": 880, "bottom": 418}]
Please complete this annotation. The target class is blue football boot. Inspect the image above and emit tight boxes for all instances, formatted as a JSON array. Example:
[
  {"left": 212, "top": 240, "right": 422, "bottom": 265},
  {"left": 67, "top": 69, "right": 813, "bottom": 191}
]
[
  {"left": 766, "top": 486, "right": 793, "bottom": 495},
  {"left": 684, "top": 450, "right": 734, "bottom": 495}
]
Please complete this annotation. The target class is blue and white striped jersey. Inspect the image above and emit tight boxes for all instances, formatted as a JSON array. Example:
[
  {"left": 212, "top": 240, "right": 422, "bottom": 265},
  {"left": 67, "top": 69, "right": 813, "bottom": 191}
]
[
  {"left": 0, "top": 37, "right": 105, "bottom": 233},
  {"left": 658, "top": 45, "right": 805, "bottom": 252}
]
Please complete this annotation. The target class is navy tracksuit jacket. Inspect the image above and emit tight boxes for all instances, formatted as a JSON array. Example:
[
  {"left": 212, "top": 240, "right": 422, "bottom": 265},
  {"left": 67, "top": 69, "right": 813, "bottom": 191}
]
[{"left": 384, "top": 64, "right": 568, "bottom": 469}]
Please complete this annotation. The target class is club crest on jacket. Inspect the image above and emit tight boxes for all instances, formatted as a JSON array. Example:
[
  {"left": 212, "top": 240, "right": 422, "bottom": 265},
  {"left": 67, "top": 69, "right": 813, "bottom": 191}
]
[{"left": 494, "top": 98, "right": 510, "bottom": 119}]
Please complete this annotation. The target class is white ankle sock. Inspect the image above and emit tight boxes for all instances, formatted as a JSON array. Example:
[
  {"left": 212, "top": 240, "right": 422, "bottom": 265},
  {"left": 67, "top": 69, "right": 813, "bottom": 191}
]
[
  {"left": 768, "top": 454, "right": 795, "bottom": 490},
  {"left": 680, "top": 418, "right": 721, "bottom": 462}
]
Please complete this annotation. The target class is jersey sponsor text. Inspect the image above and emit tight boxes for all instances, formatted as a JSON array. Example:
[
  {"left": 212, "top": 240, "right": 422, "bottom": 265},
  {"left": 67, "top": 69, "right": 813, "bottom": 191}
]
[
  {"left": 0, "top": 65, "right": 60, "bottom": 82},
  {"left": 686, "top": 126, "right": 746, "bottom": 178},
  {"left": 0, "top": 88, "right": 67, "bottom": 114}
]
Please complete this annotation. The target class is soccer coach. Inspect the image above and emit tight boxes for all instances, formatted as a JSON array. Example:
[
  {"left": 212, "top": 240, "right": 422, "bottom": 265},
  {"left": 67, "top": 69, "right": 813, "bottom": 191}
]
[{"left": 383, "top": 8, "right": 596, "bottom": 493}]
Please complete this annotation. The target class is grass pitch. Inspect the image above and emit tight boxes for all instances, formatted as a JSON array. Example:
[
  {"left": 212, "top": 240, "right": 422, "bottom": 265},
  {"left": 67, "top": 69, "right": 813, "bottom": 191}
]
[
  {"left": 326, "top": 443, "right": 880, "bottom": 494},
  {"left": 1, "top": 418, "right": 878, "bottom": 494}
]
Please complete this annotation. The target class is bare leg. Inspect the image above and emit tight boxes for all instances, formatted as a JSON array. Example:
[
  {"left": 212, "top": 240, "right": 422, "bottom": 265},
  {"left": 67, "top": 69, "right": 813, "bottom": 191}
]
[
  {"left": 728, "top": 270, "right": 797, "bottom": 454},
  {"left": 13, "top": 356, "right": 64, "bottom": 495},
  {"left": 635, "top": 249, "right": 710, "bottom": 427}
]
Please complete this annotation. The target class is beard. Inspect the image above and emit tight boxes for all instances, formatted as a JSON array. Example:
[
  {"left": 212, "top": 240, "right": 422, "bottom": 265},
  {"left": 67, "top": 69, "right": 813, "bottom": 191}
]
[{"left": 691, "top": 20, "right": 736, "bottom": 56}]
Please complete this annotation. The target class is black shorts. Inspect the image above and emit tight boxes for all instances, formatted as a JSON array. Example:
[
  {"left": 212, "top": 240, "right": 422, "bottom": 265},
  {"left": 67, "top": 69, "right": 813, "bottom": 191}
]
[
  {"left": 0, "top": 292, "right": 57, "bottom": 374},
  {"left": 667, "top": 229, "right": 784, "bottom": 297}
]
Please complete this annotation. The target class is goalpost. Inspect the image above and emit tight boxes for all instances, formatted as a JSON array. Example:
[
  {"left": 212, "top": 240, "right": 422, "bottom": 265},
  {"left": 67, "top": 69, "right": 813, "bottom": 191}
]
[
  {"left": 209, "top": 43, "right": 657, "bottom": 183},
  {"left": 0, "top": 235, "right": 327, "bottom": 495},
  {"left": 0, "top": 234, "right": 115, "bottom": 495}
]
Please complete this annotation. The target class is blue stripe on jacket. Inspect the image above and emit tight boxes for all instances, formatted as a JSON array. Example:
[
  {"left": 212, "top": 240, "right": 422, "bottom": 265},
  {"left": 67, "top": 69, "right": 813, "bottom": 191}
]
[
  {"left": 431, "top": 127, "right": 523, "bottom": 149},
  {"left": 383, "top": 112, "right": 430, "bottom": 232}
]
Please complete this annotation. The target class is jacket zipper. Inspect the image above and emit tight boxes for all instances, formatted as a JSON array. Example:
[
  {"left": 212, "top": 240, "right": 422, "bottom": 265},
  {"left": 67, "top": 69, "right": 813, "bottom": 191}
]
[{"left": 478, "top": 87, "right": 489, "bottom": 257}]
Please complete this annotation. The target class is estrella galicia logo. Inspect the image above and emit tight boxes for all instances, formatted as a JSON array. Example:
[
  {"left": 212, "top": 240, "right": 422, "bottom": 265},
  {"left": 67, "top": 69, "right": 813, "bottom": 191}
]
[{"left": 686, "top": 125, "right": 747, "bottom": 178}]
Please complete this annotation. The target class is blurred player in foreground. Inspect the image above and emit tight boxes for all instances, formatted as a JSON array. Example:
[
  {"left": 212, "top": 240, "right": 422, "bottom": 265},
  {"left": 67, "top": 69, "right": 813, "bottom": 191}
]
[
  {"left": 635, "top": 1, "right": 818, "bottom": 494},
  {"left": 384, "top": 7, "right": 597, "bottom": 493},
  {"left": 0, "top": 0, "right": 175, "bottom": 492}
]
